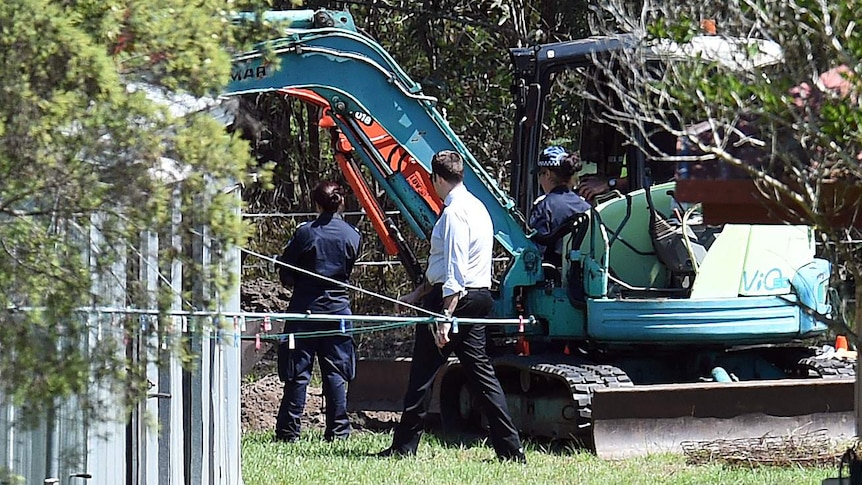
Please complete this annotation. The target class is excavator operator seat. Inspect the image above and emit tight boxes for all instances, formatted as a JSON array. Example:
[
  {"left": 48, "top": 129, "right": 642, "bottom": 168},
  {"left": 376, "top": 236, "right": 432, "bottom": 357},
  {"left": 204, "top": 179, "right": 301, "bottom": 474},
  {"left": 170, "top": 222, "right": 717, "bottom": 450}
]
[
  {"left": 531, "top": 212, "right": 591, "bottom": 286},
  {"left": 562, "top": 212, "right": 590, "bottom": 304}
]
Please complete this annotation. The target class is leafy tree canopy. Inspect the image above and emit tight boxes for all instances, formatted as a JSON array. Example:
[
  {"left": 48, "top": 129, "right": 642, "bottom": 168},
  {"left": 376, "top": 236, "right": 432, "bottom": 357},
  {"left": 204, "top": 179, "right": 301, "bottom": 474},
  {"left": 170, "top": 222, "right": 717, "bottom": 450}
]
[
  {"left": 589, "top": 1, "right": 861, "bottom": 331},
  {"left": 0, "top": 0, "right": 261, "bottom": 421}
]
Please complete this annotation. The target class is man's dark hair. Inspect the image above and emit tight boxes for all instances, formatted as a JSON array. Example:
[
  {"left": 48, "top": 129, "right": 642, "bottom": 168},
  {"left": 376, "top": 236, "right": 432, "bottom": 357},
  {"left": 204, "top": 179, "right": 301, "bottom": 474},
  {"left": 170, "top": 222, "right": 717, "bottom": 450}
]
[
  {"left": 431, "top": 150, "right": 464, "bottom": 184},
  {"left": 312, "top": 180, "right": 345, "bottom": 212}
]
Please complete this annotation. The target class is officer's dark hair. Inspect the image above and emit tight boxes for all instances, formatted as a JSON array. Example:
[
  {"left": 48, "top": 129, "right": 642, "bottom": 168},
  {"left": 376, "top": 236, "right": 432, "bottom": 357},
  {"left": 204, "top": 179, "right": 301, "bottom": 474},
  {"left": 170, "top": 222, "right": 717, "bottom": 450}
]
[
  {"left": 431, "top": 150, "right": 464, "bottom": 184},
  {"left": 546, "top": 152, "right": 583, "bottom": 185},
  {"left": 312, "top": 181, "right": 345, "bottom": 213}
]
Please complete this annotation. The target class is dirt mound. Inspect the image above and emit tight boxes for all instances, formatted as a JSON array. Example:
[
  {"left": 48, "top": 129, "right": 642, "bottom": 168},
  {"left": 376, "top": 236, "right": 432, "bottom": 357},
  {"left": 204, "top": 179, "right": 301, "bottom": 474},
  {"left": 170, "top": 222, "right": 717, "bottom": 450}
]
[
  {"left": 242, "top": 277, "right": 291, "bottom": 314},
  {"left": 241, "top": 374, "right": 324, "bottom": 433},
  {"left": 241, "top": 277, "right": 406, "bottom": 435},
  {"left": 241, "top": 374, "right": 401, "bottom": 434}
]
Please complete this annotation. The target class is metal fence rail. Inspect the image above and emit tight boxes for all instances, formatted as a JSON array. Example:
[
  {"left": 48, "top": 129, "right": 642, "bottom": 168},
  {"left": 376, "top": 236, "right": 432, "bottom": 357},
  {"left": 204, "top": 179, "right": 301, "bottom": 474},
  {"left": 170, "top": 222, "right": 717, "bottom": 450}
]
[{"left": 0, "top": 191, "right": 242, "bottom": 485}]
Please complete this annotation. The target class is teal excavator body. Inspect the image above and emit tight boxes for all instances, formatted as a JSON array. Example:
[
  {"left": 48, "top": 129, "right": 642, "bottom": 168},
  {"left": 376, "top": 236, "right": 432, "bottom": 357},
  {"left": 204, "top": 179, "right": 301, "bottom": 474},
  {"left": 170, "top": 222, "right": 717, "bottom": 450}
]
[
  {"left": 227, "top": 10, "right": 542, "bottom": 319},
  {"left": 225, "top": 9, "right": 829, "bottom": 347},
  {"left": 227, "top": 9, "right": 851, "bottom": 457}
]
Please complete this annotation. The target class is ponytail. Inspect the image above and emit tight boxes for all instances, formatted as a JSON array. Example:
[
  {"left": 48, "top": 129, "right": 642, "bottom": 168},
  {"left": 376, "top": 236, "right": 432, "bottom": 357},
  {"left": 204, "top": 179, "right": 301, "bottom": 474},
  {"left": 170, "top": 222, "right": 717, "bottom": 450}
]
[
  {"left": 547, "top": 152, "right": 583, "bottom": 184},
  {"left": 312, "top": 181, "right": 345, "bottom": 212}
]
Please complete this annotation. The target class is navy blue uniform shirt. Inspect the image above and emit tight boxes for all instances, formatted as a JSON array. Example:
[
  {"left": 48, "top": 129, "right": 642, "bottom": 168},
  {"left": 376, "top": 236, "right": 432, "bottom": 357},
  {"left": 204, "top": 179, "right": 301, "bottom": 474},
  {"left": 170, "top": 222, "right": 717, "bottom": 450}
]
[
  {"left": 278, "top": 212, "right": 361, "bottom": 318},
  {"left": 529, "top": 186, "right": 591, "bottom": 267}
]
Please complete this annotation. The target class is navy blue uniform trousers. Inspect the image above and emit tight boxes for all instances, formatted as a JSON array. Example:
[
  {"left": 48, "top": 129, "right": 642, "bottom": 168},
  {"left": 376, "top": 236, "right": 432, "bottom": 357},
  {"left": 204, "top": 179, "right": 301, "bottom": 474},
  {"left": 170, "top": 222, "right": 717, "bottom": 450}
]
[
  {"left": 389, "top": 287, "right": 523, "bottom": 459},
  {"left": 276, "top": 311, "right": 355, "bottom": 441}
]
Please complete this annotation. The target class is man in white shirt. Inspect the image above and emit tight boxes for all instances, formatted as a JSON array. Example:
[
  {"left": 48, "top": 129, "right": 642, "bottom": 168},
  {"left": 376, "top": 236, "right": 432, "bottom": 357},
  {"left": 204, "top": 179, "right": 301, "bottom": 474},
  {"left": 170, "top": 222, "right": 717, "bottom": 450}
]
[{"left": 377, "top": 150, "right": 525, "bottom": 462}]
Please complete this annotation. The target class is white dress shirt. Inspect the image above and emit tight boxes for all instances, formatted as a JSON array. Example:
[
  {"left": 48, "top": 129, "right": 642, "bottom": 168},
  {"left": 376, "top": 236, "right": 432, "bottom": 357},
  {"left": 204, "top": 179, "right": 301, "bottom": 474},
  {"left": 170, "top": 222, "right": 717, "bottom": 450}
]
[{"left": 425, "top": 183, "right": 493, "bottom": 297}]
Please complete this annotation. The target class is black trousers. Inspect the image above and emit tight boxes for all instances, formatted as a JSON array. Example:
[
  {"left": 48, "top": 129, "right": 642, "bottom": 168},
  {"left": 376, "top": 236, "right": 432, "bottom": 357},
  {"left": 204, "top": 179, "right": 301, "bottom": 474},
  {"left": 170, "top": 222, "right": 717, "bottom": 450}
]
[{"left": 389, "top": 287, "right": 523, "bottom": 459}]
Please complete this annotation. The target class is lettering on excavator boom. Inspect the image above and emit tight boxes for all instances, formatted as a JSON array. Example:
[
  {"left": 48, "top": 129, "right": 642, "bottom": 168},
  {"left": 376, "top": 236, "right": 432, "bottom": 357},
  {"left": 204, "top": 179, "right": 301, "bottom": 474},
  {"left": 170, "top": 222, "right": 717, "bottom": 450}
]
[
  {"left": 230, "top": 65, "right": 268, "bottom": 82},
  {"left": 352, "top": 111, "right": 373, "bottom": 126}
]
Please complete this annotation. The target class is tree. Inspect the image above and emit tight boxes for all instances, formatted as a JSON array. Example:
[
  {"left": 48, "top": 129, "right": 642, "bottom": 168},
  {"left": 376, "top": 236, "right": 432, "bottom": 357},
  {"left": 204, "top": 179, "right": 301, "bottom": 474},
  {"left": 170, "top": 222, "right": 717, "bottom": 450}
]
[
  {"left": 585, "top": 0, "right": 862, "bottom": 428},
  {"left": 0, "top": 0, "right": 261, "bottom": 422}
]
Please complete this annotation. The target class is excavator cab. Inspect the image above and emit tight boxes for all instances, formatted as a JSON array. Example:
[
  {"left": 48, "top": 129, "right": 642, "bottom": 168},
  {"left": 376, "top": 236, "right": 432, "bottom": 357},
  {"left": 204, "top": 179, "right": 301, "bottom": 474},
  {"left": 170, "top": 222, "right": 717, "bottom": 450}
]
[{"left": 511, "top": 40, "right": 699, "bottom": 303}]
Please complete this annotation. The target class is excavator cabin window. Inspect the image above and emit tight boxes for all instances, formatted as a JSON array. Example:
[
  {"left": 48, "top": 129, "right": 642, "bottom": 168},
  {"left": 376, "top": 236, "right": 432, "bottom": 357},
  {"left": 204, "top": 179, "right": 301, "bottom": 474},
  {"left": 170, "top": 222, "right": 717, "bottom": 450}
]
[{"left": 544, "top": 64, "right": 676, "bottom": 194}]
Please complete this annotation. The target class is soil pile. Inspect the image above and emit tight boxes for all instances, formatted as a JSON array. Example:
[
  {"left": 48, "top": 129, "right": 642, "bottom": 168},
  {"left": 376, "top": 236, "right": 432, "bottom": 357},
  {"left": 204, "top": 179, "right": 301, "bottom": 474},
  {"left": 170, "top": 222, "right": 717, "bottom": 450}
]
[{"left": 240, "top": 277, "right": 408, "bottom": 435}]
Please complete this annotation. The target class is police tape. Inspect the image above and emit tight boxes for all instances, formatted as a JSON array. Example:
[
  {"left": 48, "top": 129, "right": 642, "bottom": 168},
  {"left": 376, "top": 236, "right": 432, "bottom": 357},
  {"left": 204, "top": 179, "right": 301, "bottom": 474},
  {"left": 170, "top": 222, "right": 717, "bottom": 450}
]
[
  {"left": 9, "top": 306, "right": 537, "bottom": 343},
  {"left": 241, "top": 312, "right": 537, "bottom": 341}
]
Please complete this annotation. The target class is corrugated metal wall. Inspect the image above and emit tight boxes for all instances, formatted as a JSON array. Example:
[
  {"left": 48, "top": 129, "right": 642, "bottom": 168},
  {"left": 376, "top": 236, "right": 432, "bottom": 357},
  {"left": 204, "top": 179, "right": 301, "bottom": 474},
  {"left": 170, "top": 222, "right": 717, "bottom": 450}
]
[{"left": 0, "top": 190, "right": 242, "bottom": 485}]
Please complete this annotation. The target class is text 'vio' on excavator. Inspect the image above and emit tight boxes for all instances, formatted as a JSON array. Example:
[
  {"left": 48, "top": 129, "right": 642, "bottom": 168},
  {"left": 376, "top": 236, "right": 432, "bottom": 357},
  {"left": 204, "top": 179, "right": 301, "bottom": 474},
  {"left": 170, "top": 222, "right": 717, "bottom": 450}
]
[{"left": 227, "top": 9, "right": 855, "bottom": 458}]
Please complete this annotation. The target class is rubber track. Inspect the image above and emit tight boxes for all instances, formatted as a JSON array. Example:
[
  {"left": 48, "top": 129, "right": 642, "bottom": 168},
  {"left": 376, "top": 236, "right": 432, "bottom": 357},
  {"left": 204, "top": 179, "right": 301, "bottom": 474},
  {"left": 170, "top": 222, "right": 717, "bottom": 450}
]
[
  {"left": 797, "top": 356, "right": 856, "bottom": 379},
  {"left": 495, "top": 357, "right": 633, "bottom": 431}
]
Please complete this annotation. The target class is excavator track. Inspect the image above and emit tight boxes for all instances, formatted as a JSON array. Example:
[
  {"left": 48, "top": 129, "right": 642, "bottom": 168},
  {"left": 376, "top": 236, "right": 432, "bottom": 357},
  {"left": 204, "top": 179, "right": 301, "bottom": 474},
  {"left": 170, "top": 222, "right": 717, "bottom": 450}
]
[
  {"left": 520, "top": 361, "right": 634, "bottom": 425},
  {"left": 797, "top": 355, "right": 856, "bottom": 379},
  {"left": 444, "top": 356, "right": 634, "bottom": 440}
]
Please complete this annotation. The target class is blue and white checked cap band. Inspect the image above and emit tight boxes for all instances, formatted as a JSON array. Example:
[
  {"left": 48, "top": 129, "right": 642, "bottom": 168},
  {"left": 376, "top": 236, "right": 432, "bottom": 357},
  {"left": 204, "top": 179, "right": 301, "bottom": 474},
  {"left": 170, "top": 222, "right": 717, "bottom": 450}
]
[{"left": 537, "top": 145, "right": 568, "bottom": 167}]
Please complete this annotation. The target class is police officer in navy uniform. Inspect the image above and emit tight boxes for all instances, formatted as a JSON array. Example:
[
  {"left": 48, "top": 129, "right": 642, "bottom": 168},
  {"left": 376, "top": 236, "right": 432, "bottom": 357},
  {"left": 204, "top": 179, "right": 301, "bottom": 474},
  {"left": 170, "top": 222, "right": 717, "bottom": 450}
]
[
  {"left": 275, "top": 180, "right": 361, "bottom": 442},
  {"left": 530, "top": 146, "right": 591, "bottom": 268}
]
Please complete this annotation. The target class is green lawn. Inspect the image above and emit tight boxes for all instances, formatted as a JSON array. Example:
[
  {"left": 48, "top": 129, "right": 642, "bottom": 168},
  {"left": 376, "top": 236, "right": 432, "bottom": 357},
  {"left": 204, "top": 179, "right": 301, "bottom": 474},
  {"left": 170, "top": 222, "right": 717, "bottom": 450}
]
[{"left": 242, "top": 430, "right": 837, "bottom": 485}]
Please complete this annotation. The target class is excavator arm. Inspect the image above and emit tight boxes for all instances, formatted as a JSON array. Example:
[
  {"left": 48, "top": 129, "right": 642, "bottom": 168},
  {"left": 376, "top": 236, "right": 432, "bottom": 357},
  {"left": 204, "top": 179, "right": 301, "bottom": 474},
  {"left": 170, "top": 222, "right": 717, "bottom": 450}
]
[
  {"left": 225, "top": 10, "right": 543, "bottom": 309},
  {"left": 279, "top": 87, "right": 427, "bottom": 284}
]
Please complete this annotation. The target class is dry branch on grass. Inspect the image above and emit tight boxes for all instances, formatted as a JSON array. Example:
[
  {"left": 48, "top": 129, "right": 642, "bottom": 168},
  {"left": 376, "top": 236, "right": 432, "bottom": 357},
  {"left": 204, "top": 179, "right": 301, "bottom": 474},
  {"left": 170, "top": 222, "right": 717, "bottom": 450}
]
[{"left": 681, "top": 430, "right": 847, "bottom": 467}]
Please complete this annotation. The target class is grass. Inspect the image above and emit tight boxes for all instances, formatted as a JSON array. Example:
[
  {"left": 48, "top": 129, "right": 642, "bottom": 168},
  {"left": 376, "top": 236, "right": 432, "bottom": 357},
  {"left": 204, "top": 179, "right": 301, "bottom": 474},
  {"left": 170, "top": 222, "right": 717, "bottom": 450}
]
[{"left": 242, "top": 430, "right": 838, "bottom": 485}]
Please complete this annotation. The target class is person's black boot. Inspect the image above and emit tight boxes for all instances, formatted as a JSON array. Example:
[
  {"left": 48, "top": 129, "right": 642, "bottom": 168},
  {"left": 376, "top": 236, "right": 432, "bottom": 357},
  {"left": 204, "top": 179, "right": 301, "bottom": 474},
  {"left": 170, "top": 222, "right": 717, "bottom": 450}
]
[{"left": 374, "top": 447, "right": 413, "bottom": 458}]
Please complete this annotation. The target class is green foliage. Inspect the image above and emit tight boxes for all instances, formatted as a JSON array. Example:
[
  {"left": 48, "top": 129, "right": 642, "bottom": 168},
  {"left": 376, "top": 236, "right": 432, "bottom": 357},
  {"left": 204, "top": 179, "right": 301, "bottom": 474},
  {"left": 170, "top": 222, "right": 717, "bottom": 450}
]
[
  {"left": 592, "top": 1, "right": 862, "bottom": 337},
  {"left": 597, "top": 0, "right": 862, "bottom": 186},
  {"left": 0, "top": 0, "right": 255, "bottom": 423},
  {"left": 646, "top": 15, "right": 697, "bottom": 43}
]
